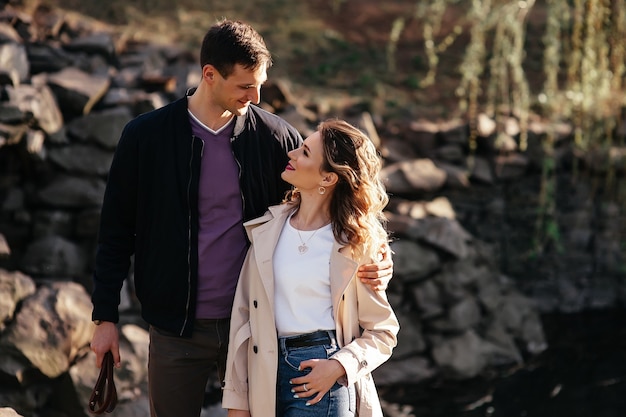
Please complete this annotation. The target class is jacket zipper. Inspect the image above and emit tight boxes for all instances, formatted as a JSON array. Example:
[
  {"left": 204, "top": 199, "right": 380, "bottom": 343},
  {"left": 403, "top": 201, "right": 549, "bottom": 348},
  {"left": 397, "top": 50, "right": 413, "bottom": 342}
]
[
  {"left": 180, "top": 135, "right": 203, "bottom": 336},
  {"left": 230, "top": 136, "right": 245, "bottom": 218}
]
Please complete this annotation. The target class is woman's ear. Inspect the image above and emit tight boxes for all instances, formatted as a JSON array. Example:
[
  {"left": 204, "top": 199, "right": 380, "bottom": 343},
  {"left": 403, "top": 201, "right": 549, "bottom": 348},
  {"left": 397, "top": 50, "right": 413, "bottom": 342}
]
[{"left": 321, "top": 172, "right": 339, "bottom": 187}]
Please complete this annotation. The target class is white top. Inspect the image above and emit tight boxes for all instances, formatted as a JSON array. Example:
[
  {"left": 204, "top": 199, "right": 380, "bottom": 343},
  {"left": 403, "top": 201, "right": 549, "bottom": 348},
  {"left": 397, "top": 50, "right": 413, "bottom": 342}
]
[
  {"left": 273, "top": 214, "right": 335, "bottom": 336},
  {"left": 188, "top": 109, "right": 234, "bottom": 134}
]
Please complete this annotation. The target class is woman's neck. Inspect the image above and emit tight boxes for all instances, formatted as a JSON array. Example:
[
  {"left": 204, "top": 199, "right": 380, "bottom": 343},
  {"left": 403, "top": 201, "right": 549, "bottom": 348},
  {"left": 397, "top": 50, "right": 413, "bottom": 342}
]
[{"left": 292, "top": 197, "right": 331, "bottom": 230}]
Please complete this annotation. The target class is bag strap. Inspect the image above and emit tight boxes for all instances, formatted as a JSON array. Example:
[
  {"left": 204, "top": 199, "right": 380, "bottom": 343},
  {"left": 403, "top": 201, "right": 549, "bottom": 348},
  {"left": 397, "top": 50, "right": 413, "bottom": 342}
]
[{"left": 88, "top": 351, "right": 118, "bottom": 414}]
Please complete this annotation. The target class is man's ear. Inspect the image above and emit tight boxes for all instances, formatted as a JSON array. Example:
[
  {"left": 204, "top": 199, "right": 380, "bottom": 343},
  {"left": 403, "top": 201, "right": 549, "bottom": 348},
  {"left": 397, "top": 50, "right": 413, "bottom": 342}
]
[{"left": 202, "top": 64, "right": 216, "bottom": 81}]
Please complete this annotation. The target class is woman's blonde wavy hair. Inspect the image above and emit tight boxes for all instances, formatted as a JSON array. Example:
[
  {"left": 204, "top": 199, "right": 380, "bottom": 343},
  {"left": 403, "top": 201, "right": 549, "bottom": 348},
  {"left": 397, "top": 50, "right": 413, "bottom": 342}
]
[{"left": 284, "top": 119, "right": 389, "bottom": 260}]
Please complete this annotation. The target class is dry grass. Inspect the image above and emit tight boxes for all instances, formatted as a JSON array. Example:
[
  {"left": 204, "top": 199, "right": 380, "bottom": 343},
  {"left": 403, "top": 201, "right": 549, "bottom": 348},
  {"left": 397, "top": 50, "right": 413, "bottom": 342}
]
[
  {"left": 22, "top": 0, "right": 329, "bottom": 76},
  {"left": 17, "top": 1, "right": 535, "bottom": 121},
  {"left": 19, "top": 0, "right": 423, "bottom": 117}
]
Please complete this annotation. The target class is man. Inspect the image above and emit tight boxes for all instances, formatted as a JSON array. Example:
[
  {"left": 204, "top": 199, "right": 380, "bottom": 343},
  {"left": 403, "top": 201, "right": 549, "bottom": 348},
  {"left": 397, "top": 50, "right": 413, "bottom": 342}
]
[{"left": 90, "top": 19, "right": 393, "bottom": 417}]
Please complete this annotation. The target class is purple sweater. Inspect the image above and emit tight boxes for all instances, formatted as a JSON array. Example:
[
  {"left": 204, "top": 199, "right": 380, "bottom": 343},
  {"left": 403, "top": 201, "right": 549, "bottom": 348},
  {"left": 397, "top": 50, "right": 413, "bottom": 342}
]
[{"left": 190, "top": 113, "right": 248, "bottom": 319}]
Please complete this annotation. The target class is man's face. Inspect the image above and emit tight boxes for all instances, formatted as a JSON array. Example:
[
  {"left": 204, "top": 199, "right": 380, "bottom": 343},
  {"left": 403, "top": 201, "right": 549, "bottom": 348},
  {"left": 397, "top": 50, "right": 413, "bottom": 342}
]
[{"left": 210, "top": 63, "right": 267, "bottom": 116}]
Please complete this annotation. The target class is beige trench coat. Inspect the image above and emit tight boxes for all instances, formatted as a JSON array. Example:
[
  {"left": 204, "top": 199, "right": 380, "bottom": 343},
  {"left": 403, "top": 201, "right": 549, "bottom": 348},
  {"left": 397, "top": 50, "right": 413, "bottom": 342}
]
[{"left": 222, "top": 204, "right": 399, "bottom": 417}]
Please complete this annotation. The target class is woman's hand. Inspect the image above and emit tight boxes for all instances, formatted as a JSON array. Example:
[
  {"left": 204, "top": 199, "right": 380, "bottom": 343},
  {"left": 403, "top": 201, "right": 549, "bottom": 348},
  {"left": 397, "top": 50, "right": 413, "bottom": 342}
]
[{"left": 289, "top": 359, "right": 346, "bottom": 406}]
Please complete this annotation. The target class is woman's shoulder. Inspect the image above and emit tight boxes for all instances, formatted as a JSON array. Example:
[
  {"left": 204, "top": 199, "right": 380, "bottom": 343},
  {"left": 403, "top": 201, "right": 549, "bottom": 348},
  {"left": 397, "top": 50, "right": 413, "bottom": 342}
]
[
  {"left": 242, "top": 204, "right": 293, "bottom": 241},
  {"left": 243, "top": 212, "right": 273, "bottom": 228},
  {"left": 243, "top": 204, "right": 291, "bottom": 226}
]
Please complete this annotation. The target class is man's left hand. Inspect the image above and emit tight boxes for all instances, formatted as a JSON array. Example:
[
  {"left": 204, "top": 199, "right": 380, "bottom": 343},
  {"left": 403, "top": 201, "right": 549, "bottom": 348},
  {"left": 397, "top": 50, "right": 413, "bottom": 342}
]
[{"left": 357, "top": 245, "right": 393, "bottom": 291}]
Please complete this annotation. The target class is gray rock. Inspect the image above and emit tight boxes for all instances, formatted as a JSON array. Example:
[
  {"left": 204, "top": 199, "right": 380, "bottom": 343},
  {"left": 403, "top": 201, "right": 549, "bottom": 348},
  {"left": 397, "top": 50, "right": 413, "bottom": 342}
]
[
  {"left": 437, "top": 118, "right": 468, "bottom": 146},
  {"left": 469, "top": 156, "right": 494, "bottom": 183},
  {"left": 494, "top": 153, "right": 529, "bottom": 180},
  {"left": 406, "top": 119, "right": 438, "bottom": 157},
  {"left": 447, "top": 297, "right": 482, "bottom": 331},
  {"left": 6, "top": 83, "right": 64, "bottom": 135},
  {"left": 390, "top": 240, "right": 440, "bottom": 282},
  {"left": 63, "top": 32, "right": 117, "bottom": 64},
  {"left": 0, "top": 105, "right": 26, "bottom": 124},
  {"left": 411, "top": 280, "right": 444, "bottom": 319},
  {"left": 0, "top": 42, "right": 29, "bottom": 85},
  {"left": 20, "top": 235, "right": 86, "bottom": 277},
  {"left": 374, "top": 356, "right": 436, "bottom": 385},
  {"left": 381, "top": 159, "right": 447, "bottom": 193},
  {"left": 0, "top": 234, "right": 10, "bottom": 257},
  {"left": 431, "top": 330, "right": 486, "bottom": 379},
  {"left": 66, "top": 106, "right": 133, "bottom": 149},
  {"left": 393, "top": 312, "right": 427, "bottom": 356},
  {"left": 1, "top": 281, "right": 93, "bottom": 378},
  {"left": 0, "top": 269, "right": 36, "bottom": 330},
  {"left": 417, "top": 217, "right": 472, "bottom": 259},
  {"left": 48, "top": 144, "right": 113, "bottom": 176},
  {"left": 31, "top": 210, "right": 73, "bottom": 238},
  {"left": 36, "top": 175, "right": 106, "bottom": 208},
  {"left": 46, "top": 67, "right": 111, "bottom": 116}
]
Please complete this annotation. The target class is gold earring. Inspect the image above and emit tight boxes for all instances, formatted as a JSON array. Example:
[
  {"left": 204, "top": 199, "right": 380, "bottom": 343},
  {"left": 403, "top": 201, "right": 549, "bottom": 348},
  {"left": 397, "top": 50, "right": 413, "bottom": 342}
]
[{"left": 318, "top": 186, "right": 326, "bottom": 195}]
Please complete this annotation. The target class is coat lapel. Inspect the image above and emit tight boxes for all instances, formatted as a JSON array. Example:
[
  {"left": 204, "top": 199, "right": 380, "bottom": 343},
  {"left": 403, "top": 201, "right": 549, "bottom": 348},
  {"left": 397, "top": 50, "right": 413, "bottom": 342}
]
[
  {"left": 329, "top": 242, "right": 359, "bottom": 318},
  {"left": 248, "top": 205, "right": 293, "bottom": 307}
]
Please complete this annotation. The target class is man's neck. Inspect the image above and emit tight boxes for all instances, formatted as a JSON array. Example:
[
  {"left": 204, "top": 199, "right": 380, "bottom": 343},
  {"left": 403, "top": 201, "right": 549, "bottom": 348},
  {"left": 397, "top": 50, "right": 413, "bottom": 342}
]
[{"left": 187, "top": 86, "right": 235, "bottom": 131}]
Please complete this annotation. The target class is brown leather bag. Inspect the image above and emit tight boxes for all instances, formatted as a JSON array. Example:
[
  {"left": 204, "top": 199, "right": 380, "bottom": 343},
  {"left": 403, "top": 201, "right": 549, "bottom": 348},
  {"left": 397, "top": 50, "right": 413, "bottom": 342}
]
[{"left": 88, "top": 351, "right": 118, "bottom": 414}]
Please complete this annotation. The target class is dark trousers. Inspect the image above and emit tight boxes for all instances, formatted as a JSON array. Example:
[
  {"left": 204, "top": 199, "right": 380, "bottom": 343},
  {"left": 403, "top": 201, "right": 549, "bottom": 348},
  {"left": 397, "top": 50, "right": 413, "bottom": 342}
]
[{"left": 148, "top": 318, "right": 230, "bottom": 417}]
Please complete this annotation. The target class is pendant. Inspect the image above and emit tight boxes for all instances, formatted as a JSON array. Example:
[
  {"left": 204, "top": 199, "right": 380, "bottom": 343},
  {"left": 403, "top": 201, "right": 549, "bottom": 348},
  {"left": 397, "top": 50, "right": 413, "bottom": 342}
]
[{"left": 298, "top": 244, "right": 308, "bottom": 254}]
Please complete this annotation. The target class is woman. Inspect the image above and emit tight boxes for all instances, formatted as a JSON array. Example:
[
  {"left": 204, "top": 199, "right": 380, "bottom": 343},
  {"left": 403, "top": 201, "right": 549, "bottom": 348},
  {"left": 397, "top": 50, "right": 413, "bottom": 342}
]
[{"left": 222, "top": 119, "right": 399, "bottom": 417}]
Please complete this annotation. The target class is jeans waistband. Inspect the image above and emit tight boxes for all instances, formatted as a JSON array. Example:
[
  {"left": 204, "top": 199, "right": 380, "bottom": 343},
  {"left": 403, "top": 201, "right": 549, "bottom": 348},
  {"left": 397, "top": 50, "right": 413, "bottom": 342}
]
[{"left": 280, "top": 329, "right": 337, "bottom": 349}]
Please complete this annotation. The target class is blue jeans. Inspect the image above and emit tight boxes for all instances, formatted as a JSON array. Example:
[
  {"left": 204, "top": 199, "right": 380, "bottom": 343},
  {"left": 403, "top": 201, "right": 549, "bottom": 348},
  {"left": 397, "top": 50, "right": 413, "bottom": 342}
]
[{"left": 277, "top": 331, "right": 356, "bottom": 417}]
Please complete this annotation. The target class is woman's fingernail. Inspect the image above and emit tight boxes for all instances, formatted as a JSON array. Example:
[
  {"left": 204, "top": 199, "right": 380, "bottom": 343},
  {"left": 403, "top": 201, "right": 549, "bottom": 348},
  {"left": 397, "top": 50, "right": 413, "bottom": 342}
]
[
  {"left": 290, "top": 389, "right": 295, "bottom": 393},
  {"left": 305, "top": 402, "right": 311, "bottom": 406},
  {"left": 293, "top": 394, "right": 299, "bottom": 399}
]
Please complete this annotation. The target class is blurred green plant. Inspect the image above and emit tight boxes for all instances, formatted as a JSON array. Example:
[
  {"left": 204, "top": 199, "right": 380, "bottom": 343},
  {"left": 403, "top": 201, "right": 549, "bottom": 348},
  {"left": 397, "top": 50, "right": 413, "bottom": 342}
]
[{"left": 386, "top": 0, "right": 626, "bottom": 256}]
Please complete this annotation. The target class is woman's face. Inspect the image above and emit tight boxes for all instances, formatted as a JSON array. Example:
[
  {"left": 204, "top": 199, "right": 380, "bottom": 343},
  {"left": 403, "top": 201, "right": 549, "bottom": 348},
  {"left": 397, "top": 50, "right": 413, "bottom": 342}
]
[{"left": 282, "top": 131, "right": 327, "bottom": 191}]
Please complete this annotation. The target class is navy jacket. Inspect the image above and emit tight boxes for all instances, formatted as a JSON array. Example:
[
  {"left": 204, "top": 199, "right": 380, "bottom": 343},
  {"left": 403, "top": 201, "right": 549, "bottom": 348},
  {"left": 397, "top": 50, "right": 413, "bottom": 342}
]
[{"left": 91, "top": 93, "right": 302, "bottom": 336}]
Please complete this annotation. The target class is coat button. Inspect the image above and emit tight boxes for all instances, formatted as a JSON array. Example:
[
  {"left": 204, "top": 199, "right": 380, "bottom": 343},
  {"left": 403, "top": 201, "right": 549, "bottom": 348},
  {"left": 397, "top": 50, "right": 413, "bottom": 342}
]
[
  {"left": 253, "top": 345, "right": 258, "bottom": 353},
  {"left": 253, "top": 300, "right": 258, "bottom": 308},
  {"left": 360, "top": 360, "right": 368, "bottom": 367}
]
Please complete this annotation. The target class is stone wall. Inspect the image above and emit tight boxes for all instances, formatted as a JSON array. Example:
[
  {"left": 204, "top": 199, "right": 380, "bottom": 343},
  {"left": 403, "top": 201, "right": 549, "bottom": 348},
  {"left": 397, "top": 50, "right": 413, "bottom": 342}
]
[{"left": 379, "top": 116, "right": 626, "bottom": 313}]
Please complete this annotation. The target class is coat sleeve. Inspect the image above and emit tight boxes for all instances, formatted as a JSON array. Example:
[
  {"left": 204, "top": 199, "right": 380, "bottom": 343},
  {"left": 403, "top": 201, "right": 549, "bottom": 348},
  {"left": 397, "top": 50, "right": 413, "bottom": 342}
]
[
  {"left": 91, "top": 120, "right": 139, "bottom": 323},
  {"left": 222, "top": 248, "right": 255, "bottom": 411},
  {"left": 330, "top": 267, "right": 399, "bottom": 387}
]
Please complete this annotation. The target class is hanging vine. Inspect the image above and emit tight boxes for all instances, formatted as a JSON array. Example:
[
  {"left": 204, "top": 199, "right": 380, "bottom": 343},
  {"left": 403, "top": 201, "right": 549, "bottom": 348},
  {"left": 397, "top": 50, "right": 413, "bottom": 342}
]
[
  {"left": 383, "top": 0, "right": 626, "bottom": 255},
  {"left": 534, "top": 0, "right": 570, "bottom": 254}
]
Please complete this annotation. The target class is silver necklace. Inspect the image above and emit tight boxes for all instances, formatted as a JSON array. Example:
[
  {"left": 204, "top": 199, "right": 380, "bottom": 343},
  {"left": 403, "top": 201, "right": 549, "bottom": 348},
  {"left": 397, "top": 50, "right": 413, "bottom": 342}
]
[{"left": 294, "top": 220, "right": 320, "bottom": 255}]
